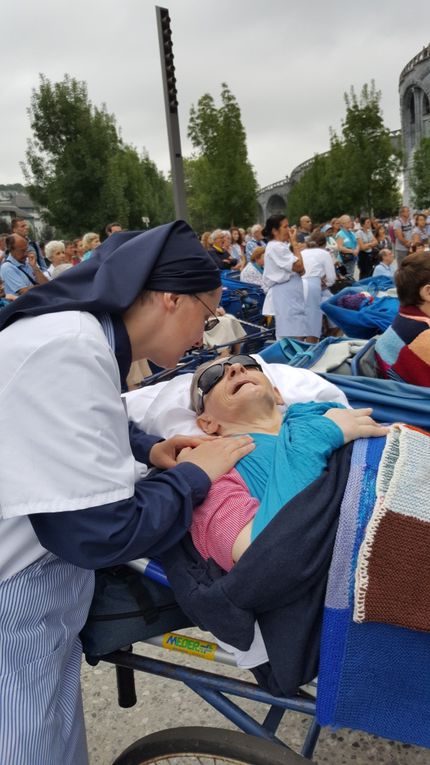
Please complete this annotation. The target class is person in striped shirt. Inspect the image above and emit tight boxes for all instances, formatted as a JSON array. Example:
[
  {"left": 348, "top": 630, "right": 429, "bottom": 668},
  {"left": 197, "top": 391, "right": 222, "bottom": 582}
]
[{"left": 375, "top": 253, "right": 430, "bottom": 385}]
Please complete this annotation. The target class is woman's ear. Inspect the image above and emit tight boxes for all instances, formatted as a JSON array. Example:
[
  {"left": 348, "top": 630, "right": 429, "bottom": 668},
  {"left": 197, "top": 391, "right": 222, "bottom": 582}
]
[
  {"left": 162, "top": 292, "right": 181, "bottom": 313},
  {"left": 419, "top": 284, "right": 430, "bottom": 304},
  {"left": 196, "top": 413, "right": 221, "bottom": 435}
]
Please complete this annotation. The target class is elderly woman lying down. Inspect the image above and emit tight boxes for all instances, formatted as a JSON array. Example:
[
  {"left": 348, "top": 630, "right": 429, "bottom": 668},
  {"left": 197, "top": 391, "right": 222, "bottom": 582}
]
[{"left": 186, "top": 354, "right": 388, "bottom": 572}]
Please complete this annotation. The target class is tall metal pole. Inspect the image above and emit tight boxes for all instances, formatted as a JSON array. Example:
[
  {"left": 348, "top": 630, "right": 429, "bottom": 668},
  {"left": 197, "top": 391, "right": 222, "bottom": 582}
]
[{"left": 156, "top": 6, "right": 188, "bottom": 220}]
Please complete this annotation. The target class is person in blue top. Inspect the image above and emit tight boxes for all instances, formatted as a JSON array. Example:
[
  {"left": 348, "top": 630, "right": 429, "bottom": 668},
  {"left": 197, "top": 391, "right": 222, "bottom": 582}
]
[
  {"left": 11, "top": 216, "right": 49, "bottom": 273},
  {"left": 0, "top": 233, "right": 49, "bottom": 295},
  {"left": 372, "top": 248, "right": 397, "bottom": 279},
  {"left": 0, "top": 222, "right": 255, "bottom": 765},
  {"left": 335, "top": 214, "right": 359, "bottom": 280}
]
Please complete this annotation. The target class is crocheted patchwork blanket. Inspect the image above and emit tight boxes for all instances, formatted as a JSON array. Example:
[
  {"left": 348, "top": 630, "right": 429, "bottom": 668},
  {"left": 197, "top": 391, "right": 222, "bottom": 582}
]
[
  {"left": 354, "top": 424, "right": 430, "bottom": 632},
  {"left": 317, "top": 434, "right": 430, "bottom": 748}
]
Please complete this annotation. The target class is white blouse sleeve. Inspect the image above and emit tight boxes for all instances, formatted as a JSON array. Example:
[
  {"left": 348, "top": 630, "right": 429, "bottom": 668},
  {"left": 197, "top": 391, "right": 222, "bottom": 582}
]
[
  {"left": 263, "top": 242, "right": 297, "bottom": 288},
  {"left": 0, "top": 331, "right": 136, "bottom": 518},
  {"left": 322, "top": 251, "right": 336, "bottom": 286}
]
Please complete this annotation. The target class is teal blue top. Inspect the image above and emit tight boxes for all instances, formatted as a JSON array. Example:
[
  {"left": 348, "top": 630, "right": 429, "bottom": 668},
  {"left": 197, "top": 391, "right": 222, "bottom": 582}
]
[{"left": 234, "top": 401, "right": 346, "bottom": 540}]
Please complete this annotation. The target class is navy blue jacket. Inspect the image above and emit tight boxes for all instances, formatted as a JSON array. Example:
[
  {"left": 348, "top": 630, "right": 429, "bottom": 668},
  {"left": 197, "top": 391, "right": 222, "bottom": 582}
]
[{"left": 161, "top": 444, "right": 353, "bottom": 696}]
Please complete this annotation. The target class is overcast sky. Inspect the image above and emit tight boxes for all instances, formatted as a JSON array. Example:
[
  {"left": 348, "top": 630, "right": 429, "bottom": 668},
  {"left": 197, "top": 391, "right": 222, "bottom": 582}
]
[{"left": 2, "top": 0, "right": 430, "bottom": 190}]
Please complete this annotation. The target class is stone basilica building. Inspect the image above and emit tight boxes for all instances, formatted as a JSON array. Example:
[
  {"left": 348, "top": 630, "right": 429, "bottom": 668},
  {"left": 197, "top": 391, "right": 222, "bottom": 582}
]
[
  {"left": 399, "top": 44, "right": 430, "bottom": 204},
  {"left": 257, "top": 43, "right": 430, "bottom": 220}
]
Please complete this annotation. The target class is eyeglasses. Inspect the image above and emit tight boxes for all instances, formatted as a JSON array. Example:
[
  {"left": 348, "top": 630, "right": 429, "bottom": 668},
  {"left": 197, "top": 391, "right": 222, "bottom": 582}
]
[
  {"left": 194, "top": 294, "right": 220, "bottom": 333},
  {"left": 195, "top": 354, "right": 263, "bottom": 415}
]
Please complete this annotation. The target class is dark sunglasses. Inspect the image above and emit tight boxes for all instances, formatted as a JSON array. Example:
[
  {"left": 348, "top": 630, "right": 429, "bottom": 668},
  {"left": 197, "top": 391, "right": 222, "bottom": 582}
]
[
  {"left": 193, "top": 294, "right": 220, "bottom": 333},
  {"left": 195, "top": 354, "right": 263, "bottom": 415}
]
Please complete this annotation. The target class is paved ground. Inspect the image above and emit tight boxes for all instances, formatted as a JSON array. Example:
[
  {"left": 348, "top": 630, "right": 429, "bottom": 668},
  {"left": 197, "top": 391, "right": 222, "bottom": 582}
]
[{"left": 81, "top": 632, "right": 428, "bottom": 765}]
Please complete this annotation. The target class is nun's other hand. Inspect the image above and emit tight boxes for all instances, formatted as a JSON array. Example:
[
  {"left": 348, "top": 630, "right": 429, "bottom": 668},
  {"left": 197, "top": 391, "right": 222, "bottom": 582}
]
[
  {"left": 149, "top": 435, "right": 216, "bottom": 469},
  {"left": 176, "top": 435, "right": 255, "bottom": 482}
]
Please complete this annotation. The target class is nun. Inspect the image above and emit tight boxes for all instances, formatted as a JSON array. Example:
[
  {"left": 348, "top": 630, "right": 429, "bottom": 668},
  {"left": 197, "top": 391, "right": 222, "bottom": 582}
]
[
  {"left": 0, "top": 221, "right": 254, "bottom": 765},
  {"left": 262, "top": 215, "right": 307, "bottom": 340}
]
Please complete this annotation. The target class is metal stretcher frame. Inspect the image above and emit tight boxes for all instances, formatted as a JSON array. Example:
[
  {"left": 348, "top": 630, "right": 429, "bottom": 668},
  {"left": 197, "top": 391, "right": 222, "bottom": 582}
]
[{"left": 102, "top": 555, "right": 321, "bottom": 761}]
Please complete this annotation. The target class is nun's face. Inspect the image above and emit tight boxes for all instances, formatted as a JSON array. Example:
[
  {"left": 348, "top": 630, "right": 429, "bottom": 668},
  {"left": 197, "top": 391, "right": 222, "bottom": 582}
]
[{"left": 123, "top": 287, "right": 222, "bottom": 368}]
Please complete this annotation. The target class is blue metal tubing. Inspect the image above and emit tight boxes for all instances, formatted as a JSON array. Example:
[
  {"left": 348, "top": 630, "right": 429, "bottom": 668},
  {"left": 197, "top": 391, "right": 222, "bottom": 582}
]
[
  {"left": 301, "top": 718, "right": 321, "bottom": 759},
  {"left": 263, "top": 705, "right": 286, "bottom": 734},
  {"left": 128, "top": 558, "right": 170, "bottom": 587},
  {"left": 184, "top": 680, "right": 290, "bottom": 751},
  {"left": 104, "top": 650, "right": 317, "bottom": 717}
]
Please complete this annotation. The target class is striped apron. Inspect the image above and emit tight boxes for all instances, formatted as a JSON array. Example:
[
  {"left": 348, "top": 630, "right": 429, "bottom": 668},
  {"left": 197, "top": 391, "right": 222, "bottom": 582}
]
[{"left": 0, "top": 553, "right": 95, "bottom": 765}]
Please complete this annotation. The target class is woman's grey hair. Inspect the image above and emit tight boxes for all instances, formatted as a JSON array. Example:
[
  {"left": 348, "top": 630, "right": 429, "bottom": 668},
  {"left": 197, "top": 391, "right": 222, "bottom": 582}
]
[
  {"left": 210, "top": 228, "right": 224, "bottom": 243},
  {"left": 44, "top": 240, "right": 65, "bottom": 262},
  {"left": 251, "top": 224, "right": 263, "bottom": 238}
]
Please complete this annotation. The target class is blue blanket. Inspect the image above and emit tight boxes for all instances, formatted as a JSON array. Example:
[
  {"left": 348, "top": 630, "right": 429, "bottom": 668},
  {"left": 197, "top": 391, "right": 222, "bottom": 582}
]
[
  {"left": 321, "top": 276, "right": 399, "bottom": 339},
  {"left": 317, "top": 436, "right": 430, "bottom": 747}
]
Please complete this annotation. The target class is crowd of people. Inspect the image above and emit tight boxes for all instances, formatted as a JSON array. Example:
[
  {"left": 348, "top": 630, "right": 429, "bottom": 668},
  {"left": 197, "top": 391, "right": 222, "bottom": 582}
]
[
  {"left": 1, "top": 209, "right": 429, "bottom": 381},
  {"left": 0, "top": 219, "right": 123, "bottom": 304},
  {"left": 200, "top": 206, "right": 430, "bottom": 283}
]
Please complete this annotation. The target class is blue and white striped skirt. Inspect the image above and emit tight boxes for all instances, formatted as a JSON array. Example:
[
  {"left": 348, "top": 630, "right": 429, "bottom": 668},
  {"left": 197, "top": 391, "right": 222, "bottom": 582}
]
[{"left": 0, "top": 553, "right": 95, "bottom": 765}]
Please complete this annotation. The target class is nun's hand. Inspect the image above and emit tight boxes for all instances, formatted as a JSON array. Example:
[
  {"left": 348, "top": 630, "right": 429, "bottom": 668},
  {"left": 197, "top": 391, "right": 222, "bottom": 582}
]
[
  {"left": 149, "top": 435, "right": 215, "bottom": 469},
  {"left": 176, "top": 435, "right": 255, "bottom": 482}
]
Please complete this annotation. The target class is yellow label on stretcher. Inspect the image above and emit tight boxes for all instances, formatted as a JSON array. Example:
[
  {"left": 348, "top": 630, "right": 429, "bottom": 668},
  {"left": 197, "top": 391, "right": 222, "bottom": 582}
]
[{"left": 162, "top": 632, "right": 218, "bottom": 661}]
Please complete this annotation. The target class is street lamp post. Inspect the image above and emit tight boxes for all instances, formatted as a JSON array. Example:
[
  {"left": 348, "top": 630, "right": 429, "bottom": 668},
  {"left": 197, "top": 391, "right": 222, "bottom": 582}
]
[{"left": 155, "top": 6, "right": 188, "bottom": 221}]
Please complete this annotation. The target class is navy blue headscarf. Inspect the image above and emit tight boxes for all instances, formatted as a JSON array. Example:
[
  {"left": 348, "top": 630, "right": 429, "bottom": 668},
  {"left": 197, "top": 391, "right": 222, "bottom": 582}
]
[{"left": 0, "top": 220, "right": 221, "bottom": 330}]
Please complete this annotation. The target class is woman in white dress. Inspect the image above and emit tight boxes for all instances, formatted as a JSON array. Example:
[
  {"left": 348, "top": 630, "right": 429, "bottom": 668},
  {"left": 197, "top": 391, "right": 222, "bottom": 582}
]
[
  {"left": 262, "top": 215, "right": 306, "bottom": 339},
  {"left": 302, "top": 231, "right": 337, "bottom": 342}
]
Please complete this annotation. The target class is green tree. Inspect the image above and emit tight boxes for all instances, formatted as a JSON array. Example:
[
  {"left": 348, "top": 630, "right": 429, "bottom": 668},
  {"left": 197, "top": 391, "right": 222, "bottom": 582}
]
[
  {"left": 186, "top": 83, "right": 257, "bottom": 230},
  {"left": 22, "top": 75, "right": 173, "bottom": 236},
  {"left": 340, "top": 82, "right": 400, "bottom": 216},
  {"left": 287, "top": 81, "right": 401, "bottom": 222},
  {"left": 410, "top": 136, "right": 430, "bottom": 208}
]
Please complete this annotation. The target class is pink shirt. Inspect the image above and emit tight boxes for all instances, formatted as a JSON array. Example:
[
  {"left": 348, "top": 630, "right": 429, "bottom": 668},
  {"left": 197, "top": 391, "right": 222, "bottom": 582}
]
[{"left": 190, "top": 468, "right": 259, "bottom": 572}]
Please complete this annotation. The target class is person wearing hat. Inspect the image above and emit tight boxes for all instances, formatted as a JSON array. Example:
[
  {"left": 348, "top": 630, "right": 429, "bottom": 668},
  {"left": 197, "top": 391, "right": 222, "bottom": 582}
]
[
  {"left": 321, "top": 223, "right": 339, "bottom": 263},
  {"left": 0, "top": 221, "right": 255, "bottom": 765}
]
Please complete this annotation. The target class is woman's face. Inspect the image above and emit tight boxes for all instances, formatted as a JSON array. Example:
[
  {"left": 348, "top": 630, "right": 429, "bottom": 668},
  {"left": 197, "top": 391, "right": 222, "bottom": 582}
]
[
  {"left": 123, "top": 287, "right": 222, "bottom": 368},
  {"left": 90, "top": 236, "right": 101, "bottom": 250},
  {"left": 51, "top": 247, "right": 66, "bottom": 266},
  {"left": 363, "top": 219, "right": 371, "bottom": 230},
  {"left": 274, "top": 218, "right": 289, "bottom": 242},
  {"left": 231, "top": 229, "right": 239, "bottom": 243},
  {"left": 417, "top": 215, "right": 427, "bottom": 228},
  {"left": 377, "top": 226, "right": 386, "bottom": 238}
]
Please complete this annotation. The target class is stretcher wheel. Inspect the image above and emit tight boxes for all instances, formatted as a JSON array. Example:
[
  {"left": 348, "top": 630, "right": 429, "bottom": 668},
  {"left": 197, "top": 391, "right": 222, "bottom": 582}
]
[{"left": 112, "top": 726, "right": 311, "bottom": 764}]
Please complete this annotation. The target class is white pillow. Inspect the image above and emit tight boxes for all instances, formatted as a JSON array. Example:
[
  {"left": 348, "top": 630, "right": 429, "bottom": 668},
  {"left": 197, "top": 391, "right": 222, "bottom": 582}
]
[{"left": 124, "top": 355, "right": 349, "bottom": 439}]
